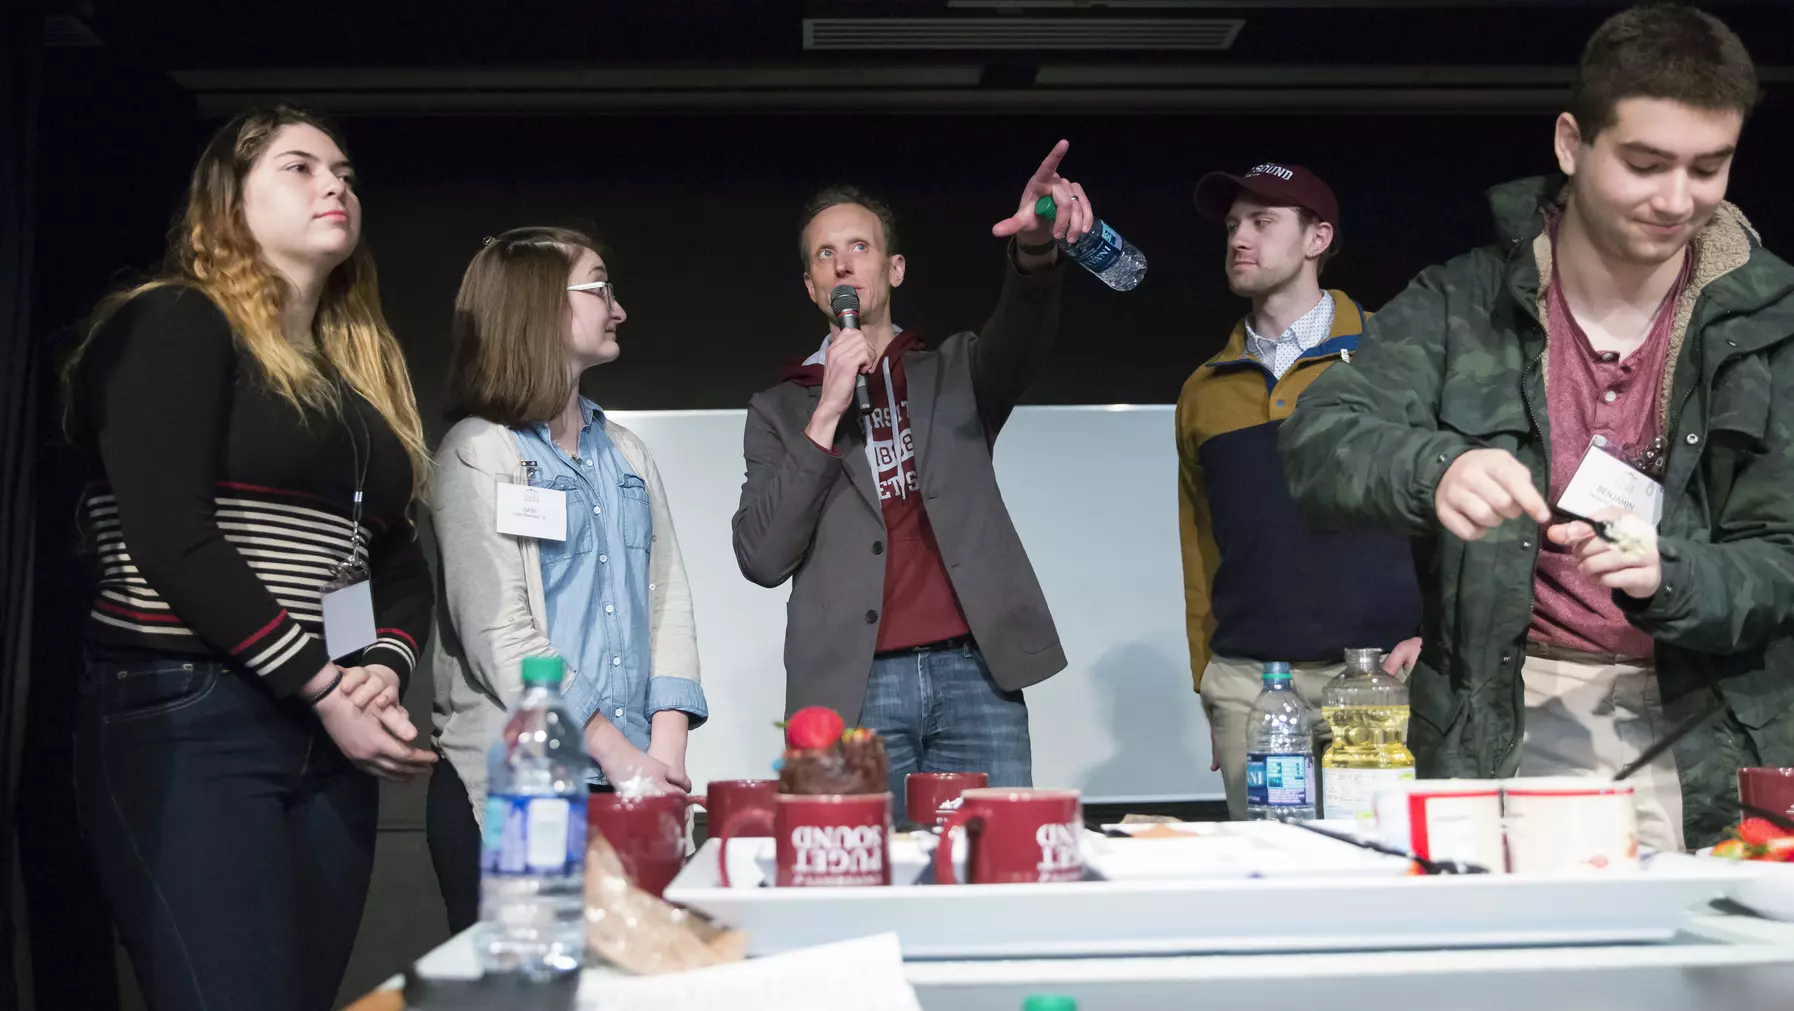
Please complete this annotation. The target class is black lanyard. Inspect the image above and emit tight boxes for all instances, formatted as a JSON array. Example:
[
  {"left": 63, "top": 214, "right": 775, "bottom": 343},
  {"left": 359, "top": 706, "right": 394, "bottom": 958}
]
[{"left": 333, "top": 379, "right": 372, "bottom": 583}]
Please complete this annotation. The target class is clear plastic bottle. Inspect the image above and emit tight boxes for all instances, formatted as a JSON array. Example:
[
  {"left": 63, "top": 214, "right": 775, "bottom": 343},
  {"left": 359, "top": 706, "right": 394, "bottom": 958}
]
[
  {"left": 478, "top": 655, "right": 590, "bottom": 978},
  {"left": 1245, "top": 661, "right": 1316, "bottom": 822},
  {"left": 1321, "top": 647, "right": 1416, "bottom": 821},
  {"left": 1033, "top": 195, "right": 1147, "bottom": 291}
]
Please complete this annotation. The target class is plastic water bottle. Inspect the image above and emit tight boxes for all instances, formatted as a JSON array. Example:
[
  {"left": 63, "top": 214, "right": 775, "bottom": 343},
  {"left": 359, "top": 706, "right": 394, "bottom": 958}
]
[
  {"left": 1322, "top": 648, "right": 1416, "bottom": 822},
  {"left": 478, "top": 655, "right": 590, "bottom": 978},
  {"left": 1245, "top": 662, "right": 1317, "bottom": 822},
  {"left": 1033, "top": 195, "right": 1147, "bottom": 291}
]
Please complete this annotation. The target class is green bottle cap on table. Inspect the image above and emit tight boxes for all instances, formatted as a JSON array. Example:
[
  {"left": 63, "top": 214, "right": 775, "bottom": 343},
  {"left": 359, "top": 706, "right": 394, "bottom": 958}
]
[
  {"left": 1022, "top": 997, "right": 1078, "bottom": 1011},
  {"left": 520, "top": 654, "right": 564, "bottom": 687},
  {"left": 1034, "top": 195, "right": 1058, "bottom": 218}
]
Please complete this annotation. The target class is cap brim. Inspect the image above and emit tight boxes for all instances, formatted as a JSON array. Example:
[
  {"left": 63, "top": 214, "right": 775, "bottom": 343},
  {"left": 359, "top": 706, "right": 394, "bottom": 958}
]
[
  {"left": 1193, "top": 172, "right": 1245, "bottom": 221},
  {"left": 1197, "top": 172, "right": 1324, "bottom": 225}
]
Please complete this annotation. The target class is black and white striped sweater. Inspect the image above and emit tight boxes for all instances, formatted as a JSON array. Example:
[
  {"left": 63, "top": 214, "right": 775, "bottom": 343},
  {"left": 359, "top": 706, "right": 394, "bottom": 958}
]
[{"left": 71, "top": 286, "right": 430, "bottom": 697}]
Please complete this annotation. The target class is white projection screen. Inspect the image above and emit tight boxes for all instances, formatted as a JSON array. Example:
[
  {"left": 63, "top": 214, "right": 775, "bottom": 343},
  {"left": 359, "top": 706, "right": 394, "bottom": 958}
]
[{"left": 608, "top": 404, "right": 1220, "bottom": 803}]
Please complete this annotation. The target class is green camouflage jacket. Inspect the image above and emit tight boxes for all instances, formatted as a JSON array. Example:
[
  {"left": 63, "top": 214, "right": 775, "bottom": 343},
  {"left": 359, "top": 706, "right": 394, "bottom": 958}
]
[{"left": 1279, "top": 175, "right": 1794, "bottom": 847}]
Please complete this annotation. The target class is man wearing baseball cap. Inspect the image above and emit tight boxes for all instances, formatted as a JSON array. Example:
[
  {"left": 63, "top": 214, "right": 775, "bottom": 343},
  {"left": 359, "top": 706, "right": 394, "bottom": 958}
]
[{"left": 1176, "top": 162, "right": 1423, "bottom": 819}]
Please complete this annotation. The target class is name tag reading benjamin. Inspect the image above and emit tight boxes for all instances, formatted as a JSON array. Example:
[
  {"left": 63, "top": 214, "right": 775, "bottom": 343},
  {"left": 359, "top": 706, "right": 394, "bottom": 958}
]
[
  {"left": 495, "top": 481, "right": 567, "bottom": 541},
  {"left": 1557, "top": 441, "right": 1664, "bottom": 527}
]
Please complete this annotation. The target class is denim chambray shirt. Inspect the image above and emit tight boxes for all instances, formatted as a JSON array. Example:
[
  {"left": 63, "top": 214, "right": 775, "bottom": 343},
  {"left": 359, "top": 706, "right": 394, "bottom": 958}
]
[{"left": 512, "top": 398, "right": 707, "bottom": 783}]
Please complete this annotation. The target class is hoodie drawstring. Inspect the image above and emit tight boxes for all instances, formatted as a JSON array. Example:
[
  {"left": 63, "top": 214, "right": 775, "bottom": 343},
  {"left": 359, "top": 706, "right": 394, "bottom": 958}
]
[{"left": 861, "top": 357, "right": 909, "bottom": 501}]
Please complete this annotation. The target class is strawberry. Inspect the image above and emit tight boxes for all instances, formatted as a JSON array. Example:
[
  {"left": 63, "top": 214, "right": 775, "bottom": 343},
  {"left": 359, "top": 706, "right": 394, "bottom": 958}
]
[
  {"left": 1738, "top": 817, "right": 1784, "bottom": 848},
  {"left": 1764, "top": 837, "right": 1794, "bottom": 863},
  {"left": 783, "top": 706, "right": 846, "bottom": 751},
  {"left": 1711, "top": 838, "right": 1747, "bottom": 860}
]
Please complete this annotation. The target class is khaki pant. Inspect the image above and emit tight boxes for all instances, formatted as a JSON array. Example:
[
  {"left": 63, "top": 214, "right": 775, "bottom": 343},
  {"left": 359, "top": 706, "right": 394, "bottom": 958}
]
[
  {"left": 1200, "top": 655, "right": 1340, "bottom": 821},
  {"left": 1519, "top": 645, "right": 1685, "bottom": 854}
]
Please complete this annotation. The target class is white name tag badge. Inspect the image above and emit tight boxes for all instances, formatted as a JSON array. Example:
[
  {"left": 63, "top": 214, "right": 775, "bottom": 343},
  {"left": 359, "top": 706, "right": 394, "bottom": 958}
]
[
  {"left": 1557, "top": 441, "right": 1665, "bottom": 526},
  {"left": 495, "top": 480, "right": 568, "bottom": 541},
  {"left": 321, "top": 578, "right": 378, "bottom": 661}
]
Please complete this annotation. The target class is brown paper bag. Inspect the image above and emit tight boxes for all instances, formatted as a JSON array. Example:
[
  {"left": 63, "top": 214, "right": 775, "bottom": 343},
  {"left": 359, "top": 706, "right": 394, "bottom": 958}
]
[{"left": 584, "top": 829, "right": 747, "bottom": 974}]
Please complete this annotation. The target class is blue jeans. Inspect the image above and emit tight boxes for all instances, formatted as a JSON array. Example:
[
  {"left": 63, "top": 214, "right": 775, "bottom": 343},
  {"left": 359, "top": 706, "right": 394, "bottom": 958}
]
[
  {"left": 74, "top": 658, "right": 378, "bottom": 1011},
  {"left": 859, "top": 642, "right": 1032, "bottom": 825}
]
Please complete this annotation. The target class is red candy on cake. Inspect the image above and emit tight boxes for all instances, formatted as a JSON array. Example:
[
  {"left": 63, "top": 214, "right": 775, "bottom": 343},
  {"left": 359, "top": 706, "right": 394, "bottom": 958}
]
[
  {"left": 783, "top": 706, "right": 846, "bottom": 751},
  {"left": 775, "top": 708, "right": 889, "bottom": 796}
]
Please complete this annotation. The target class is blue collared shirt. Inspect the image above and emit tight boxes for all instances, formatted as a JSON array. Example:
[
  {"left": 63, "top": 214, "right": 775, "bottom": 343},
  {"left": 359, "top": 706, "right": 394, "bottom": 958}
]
[{"left": 512, "top": 398, "right": 708, "bottom": 783}]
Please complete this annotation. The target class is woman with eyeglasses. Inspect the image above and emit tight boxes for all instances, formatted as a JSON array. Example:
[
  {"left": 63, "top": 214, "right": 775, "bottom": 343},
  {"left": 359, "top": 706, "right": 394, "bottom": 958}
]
[{"left": 426, "top": 226, "right": 706, "bottom": 930}]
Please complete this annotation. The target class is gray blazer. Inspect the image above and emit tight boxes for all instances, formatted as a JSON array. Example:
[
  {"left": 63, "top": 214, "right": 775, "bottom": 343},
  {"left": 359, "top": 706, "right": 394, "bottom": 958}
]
[{"left": 733, "top": 258, "right": 1069, "bottom": 722}]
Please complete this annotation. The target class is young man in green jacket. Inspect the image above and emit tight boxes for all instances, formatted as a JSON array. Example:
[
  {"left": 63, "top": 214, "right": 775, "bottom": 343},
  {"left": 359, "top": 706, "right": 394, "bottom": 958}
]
[{"left": 1280, "top": 3, "right": 1793, "bottom": 851}]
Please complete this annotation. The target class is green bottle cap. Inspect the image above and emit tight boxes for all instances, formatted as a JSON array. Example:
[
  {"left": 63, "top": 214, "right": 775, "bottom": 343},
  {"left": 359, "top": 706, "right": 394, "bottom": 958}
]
[
  {"left": 520, "top": 654, "right": 564, "bottom": 687},
  {"left": 1022, "top": 997, "right": 1078, "bottom": 1011},
  {"left": 1034, "top": 195, "right": 1058, "bottom": 219}
]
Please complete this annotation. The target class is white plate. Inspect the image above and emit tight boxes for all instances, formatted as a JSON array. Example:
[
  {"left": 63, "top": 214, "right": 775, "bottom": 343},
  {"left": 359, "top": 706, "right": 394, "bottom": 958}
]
[
  {"left": 1100, "top": 818, "right": 1372, "bottom": 839},
  {"left": 1081, "top": 835, "right": 1262, "bottom": 881},
  {"left": 1084, "top": 821, "right": 1409, "bottom": 881},
  {"left": 1715, "top": 858, "right": 1794, "bottom": 921},
  {"left": 666, "top": 825, "right": 1751, "bottom": 959}
]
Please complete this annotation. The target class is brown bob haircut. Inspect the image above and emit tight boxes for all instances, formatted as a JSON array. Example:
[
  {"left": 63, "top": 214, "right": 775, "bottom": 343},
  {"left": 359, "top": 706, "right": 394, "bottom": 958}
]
[{"left": 447, "top": 226, "right": 599, "bottom": 426}]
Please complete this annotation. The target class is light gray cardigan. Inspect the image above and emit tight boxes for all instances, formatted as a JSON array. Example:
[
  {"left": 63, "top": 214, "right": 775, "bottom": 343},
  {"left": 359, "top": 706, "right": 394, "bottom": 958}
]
[{"left": 427, "top": 415, "right": 700, "bottom": 818}]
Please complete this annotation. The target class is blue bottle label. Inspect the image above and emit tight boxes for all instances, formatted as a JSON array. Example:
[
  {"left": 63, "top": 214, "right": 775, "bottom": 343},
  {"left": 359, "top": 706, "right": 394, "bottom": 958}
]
[
  {"left": 1069, "top": 221, "right": 1124, "bottom": 272},
  {"left": 1245, "top": 752, "right": 1314, "bottom": 808},
  {"left": 481, "top": 793, "right": 588, "bottom": 877}
]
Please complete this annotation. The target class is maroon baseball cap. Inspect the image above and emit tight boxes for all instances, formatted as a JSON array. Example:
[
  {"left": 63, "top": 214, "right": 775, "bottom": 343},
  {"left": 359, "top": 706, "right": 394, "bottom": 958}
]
[{"left": 1194, "top": 163, "right": 1339, "bottom": 229}]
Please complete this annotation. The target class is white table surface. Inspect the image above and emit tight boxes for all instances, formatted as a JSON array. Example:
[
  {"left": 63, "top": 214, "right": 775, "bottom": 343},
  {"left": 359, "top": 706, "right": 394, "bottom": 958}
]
[{"left": 385, "top": 904, "right": 1794, "bottom": 1010}]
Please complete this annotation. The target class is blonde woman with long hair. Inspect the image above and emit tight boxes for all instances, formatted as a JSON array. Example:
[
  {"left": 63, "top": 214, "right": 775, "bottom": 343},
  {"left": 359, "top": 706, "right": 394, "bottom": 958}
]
[{"left": 64, "top": 106, "right": 435, "bottom": 1011}]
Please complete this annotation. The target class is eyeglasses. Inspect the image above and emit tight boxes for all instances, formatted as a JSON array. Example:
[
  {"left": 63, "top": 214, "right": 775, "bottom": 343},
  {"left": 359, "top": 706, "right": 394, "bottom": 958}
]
[{"left": 567, "top": 280, "right": 614, "bottom": 304}]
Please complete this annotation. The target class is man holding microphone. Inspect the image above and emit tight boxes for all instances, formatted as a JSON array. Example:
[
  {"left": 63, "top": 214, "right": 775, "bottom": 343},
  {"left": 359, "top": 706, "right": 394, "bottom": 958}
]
[{"left": 734, "top": 141, "right": 1089, "bottom": 823}]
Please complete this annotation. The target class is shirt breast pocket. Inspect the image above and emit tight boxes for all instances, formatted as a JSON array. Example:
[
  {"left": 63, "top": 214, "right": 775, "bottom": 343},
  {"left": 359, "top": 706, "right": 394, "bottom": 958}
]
[
  {"left": 537, "top": 475, "right": 596, "bottom": 566},
  {"left": 618, "top": 474, "right": 653, "bottom": 552}
]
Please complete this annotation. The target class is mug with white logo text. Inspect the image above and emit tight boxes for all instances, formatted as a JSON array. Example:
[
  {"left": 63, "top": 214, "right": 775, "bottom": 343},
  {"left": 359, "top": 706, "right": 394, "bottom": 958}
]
[
  {"left": 716, "top": 792, "right": 892, "bottom": 887},
  {"left": 934, "top": 787, "right": 1084, "bottom": 885}
]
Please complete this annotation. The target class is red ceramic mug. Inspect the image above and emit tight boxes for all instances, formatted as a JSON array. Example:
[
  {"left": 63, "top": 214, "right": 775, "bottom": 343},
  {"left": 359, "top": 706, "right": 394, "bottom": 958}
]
[
  {"left": 905, "top": 772, "right": 989, "bottom": 827},
  {"left": 934, "top": 787, "right": 1084, "bottom": 885},
  {"left": 1739, "top": 767, "right": 1794, "bottom": 823},
  {"left": 716, "top": 793, "right": 892, "bottom": 887},
  {"left": 696, "top": 779, "right": 778, "bottom": 839},
  {"left": 587, "top": 791, "right": 700, "bottom": 898}
]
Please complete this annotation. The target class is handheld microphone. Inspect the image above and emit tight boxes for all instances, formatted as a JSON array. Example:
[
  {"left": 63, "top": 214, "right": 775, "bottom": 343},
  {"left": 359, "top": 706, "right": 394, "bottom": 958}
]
[{"left": 830, "top": 284, "right": 872, "bottom": 416}]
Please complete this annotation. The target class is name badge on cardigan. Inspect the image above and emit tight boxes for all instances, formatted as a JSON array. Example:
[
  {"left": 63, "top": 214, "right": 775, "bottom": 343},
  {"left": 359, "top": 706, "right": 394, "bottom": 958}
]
[{"left": 495, "top": 480, "right": 568, "bottom": 541}]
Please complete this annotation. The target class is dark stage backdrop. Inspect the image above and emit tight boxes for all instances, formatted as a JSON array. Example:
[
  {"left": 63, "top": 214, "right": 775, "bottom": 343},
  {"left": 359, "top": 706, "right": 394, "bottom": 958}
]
[
  {"left": 363, "top": 112, "right": 1534, "bottom": 432},
  {"left": 0, "top": 2, "right": 43, "bottom": 1007},
  {"left": 35, "top": 104, "right": 1794, "bottom": 437},
  {"left": 327, "top": 110, "right": 1792, "bottom": 439}
]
